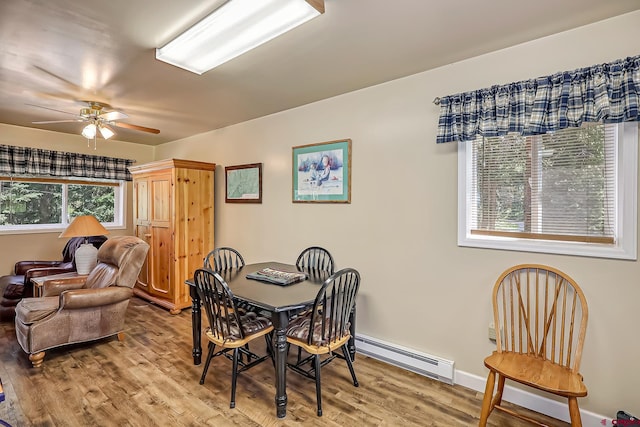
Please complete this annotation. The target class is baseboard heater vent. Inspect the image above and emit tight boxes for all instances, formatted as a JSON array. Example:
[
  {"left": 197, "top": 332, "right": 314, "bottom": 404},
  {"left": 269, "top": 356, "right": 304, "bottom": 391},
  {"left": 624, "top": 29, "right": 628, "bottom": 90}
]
[{"left": 355, "top": 334, "right": 454, "bottom": 385}]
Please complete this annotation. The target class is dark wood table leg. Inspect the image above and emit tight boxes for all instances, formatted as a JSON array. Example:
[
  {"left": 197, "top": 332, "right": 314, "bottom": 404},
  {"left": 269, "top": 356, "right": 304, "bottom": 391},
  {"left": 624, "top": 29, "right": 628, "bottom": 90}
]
[
  {"left": 273, "top": 311, "right": 289, "bottom": 418},
  {"left": 348, "top": 305, "right": 356, "bottom": 361},
  {"left": 190, "top": 285, "right": 202, "bottom": 365}
]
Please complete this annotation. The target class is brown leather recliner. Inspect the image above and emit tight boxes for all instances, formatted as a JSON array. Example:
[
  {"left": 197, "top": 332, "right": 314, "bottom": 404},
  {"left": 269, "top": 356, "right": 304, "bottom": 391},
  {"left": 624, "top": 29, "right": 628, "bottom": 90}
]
[
  {"left": 14, "top": 236, "right": 149, "bottom": 367},
  {"left": 0, "top": 236, "right": 108, "bottom": 321}
]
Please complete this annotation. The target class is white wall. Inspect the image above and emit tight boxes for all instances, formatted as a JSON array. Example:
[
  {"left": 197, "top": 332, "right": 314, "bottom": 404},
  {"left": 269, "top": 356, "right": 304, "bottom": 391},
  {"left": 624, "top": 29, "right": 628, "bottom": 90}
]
[
  {"left": 0, "top": 123, "right": 155, "bottom": 274},
  {"left": 158, "top": 11, "right": 640, "bottom": 417}
]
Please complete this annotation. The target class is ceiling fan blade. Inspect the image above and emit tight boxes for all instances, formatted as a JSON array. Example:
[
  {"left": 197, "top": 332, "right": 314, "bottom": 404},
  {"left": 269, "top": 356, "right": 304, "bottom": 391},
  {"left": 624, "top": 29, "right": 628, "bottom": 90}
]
[
  {"left": 99, "top": 111, "right": 128, "bottom": 121},
  {"left": 32, "top": 119, "right": 83, "bottom": 124},
  {"left": 26, "top": 103, "right": 80, "bottom": 117},
  {"left": 112, "top": 122, "right": 160, "bottom": 134},
  {"left": 32, "top": 65, "right": 83, "bottom": 92}
]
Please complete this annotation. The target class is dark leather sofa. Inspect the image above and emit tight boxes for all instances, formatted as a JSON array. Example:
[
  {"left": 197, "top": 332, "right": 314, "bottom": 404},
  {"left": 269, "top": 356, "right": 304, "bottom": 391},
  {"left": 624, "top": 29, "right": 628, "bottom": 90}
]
[{"left": 0, "top": 235, "right": 107, "bottom": 320}]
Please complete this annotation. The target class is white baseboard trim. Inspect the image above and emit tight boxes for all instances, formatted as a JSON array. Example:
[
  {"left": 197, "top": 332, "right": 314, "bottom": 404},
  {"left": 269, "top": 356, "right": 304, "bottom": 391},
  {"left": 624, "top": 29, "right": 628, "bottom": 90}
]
[{"left": 454, "top": 370, "right": 611, "bottom": 426}]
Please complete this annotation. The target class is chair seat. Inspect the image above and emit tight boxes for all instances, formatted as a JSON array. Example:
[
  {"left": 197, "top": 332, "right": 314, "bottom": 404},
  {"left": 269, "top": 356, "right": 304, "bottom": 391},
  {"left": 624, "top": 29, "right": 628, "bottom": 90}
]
[
  {"left": 14, "top": 297, "right": 59, "bottom": 324},
  {"left": 286, "top": 311, "right": 350, "bottom": 353},
  {"left": 484, "top": 351, "right": 587, "bottom": 397},
  {"left": 205, "top": 312, "right": 273, "bottom": 348}
]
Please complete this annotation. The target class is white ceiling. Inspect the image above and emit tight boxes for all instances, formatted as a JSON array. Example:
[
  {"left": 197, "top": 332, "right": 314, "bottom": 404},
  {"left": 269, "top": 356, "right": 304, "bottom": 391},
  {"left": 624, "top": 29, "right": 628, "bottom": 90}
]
[{"left": 1, "top": 0, "right": 638, "bottom": 146}]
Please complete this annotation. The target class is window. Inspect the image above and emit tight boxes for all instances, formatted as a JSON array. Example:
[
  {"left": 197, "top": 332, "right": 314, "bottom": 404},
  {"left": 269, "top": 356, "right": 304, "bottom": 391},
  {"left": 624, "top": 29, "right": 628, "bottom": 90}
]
[
  {"left": 458, "top": 122, "right": 638, "bottom": 259},
  {"left": 0, "top": 177, "right": 125, "bottom": 233}
]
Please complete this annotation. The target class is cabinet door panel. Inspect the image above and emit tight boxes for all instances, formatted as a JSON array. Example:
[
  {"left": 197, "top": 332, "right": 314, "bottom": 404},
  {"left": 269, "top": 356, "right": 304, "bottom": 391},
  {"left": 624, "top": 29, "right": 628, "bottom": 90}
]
[
  {"left": 135, "top": 180, "right": 149, "bottom": 222},
  {"left": 149, "top": 224, "right": 172, "bottom": 297},
  {"left": 152, "top": 179, "right": 171, "bottom": 222},
  {"left": 133, "top": 179, "right": 151, "bottom": 290},
  {"left": 135, "top": 223, "right": 152, "bottom": 290},
  {"left": 149, "top": 175, "right": 173, "bottom": 298}
]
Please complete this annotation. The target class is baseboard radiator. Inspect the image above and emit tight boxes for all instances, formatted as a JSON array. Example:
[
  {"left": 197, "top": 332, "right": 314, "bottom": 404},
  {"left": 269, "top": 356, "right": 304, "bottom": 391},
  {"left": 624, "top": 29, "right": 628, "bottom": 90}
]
[{"left": 355, "top": 334, "right": 454, "bottom": 385}]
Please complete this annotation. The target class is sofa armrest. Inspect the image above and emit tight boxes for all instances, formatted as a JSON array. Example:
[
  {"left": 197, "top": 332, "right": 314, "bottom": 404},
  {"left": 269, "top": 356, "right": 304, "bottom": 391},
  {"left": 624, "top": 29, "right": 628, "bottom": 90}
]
[
  {"left": 59, "top": 287, "right": 133, "bottom": 309},
  {"left": 42, "top": 277, "right": 87, "bottom": 297},
  {"left": 15, "top": 261, "right": 67, "bottom": 275},
  {"left": 24, "top": 265, "right": 76, "bottom": 285}
]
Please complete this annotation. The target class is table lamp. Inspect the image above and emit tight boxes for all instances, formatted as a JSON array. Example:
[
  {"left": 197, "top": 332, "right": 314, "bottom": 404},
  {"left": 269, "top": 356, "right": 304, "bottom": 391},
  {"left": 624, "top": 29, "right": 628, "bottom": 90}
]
[{"left": 59, "top": 215, "right": 109, "bottom": 274}]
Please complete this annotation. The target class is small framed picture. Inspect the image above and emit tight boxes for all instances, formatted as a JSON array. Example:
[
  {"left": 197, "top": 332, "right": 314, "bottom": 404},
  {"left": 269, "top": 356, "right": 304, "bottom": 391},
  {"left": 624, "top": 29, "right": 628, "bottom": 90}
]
[
  {"left": 292, "top": 139, "right": 351, "bottom": 203},
  {"left": 225, "top": 163, "right": 262, "bottom": 203}
]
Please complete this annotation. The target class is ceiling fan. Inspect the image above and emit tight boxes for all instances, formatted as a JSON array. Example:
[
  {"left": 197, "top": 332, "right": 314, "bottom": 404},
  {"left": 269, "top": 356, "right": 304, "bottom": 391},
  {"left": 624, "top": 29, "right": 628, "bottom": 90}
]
[{"left": 29, "top": 101, "right": 160, "bottom": 147}]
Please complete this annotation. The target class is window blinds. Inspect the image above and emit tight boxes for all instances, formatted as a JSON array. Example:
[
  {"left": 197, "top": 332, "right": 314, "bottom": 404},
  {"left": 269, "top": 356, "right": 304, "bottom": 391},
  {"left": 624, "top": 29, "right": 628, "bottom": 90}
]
[{"left": 469, "top": 123, "right": 616, "bottom": 243}]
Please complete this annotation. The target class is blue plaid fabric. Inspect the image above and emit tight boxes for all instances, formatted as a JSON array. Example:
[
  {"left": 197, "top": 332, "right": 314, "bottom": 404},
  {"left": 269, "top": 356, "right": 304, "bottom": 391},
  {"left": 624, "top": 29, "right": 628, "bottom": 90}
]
[
  {"left": 436, "top": 54, "right": 640, "bottom": 143},
  {"left": 0, "top": 145, "right": 135, "bottom": 180}
]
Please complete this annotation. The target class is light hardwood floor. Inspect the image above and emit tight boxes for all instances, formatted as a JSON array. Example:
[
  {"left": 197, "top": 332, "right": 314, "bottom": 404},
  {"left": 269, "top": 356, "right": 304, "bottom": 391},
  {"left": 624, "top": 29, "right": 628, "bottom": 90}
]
[{"left": 0, "top": 297, "right": 569, "bottom": 426}]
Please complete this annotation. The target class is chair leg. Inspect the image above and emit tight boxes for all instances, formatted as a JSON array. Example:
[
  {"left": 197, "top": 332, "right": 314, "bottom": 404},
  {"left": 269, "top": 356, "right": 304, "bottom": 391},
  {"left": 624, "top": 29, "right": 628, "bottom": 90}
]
[
  {"left": 230, "top": 348, "right": 239, "bottom": 409},
  {"left": 314, "top": 354, "right": 322, "bottom": 416},
  {"left": 478, "top": 370, "right": 496, "bottom": 427},
  {"left": 568, "top": 397, "right": 582, "bottom": 427},
  {"left": 239, "top": 345, "right": 247, "bottom": 363},
  {"left": 492, "top": 374, "right": 505, "bottom": 407},
  {"left": 265, "top": 334, "right": 275, "bottom": 367},
  {"left": 199, "top": 342, "right": 216, "bottom": 385},
  {"left": 29, "top": 352, "right": 45, "bottom": 368},
  {"left": 341, "top": 345, "right": 359, "bottom": 387}
]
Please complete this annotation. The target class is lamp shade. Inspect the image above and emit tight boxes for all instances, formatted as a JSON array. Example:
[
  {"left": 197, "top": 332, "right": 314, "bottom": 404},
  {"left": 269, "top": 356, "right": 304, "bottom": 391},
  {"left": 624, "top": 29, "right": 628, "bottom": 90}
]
[
  {"left": 59, "top": 215, "right": 109, "bottom": 274},
  {"left": 59, "top": 215, "right": 109, "bottom": 239}
]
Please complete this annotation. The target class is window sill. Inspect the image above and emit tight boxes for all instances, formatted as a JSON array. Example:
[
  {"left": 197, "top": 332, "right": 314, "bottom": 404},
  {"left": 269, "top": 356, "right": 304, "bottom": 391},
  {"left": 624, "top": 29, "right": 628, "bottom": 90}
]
[
  {"left": 0, "top": 224, "right": 126, "bottom": 236},
  {"left": 458, "top": 233, "right": 636, "bottom": 260}
]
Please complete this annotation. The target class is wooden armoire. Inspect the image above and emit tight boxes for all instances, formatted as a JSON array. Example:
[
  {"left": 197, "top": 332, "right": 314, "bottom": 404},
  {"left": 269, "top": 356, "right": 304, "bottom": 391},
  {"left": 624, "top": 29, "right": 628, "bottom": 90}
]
[{"left": 129, "top": 159, "right": 215, "bottom": 314}]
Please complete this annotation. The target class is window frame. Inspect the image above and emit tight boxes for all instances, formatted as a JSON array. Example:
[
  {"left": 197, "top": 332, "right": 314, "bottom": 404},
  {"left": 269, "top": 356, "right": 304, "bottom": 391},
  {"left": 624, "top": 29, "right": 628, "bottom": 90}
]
[
  {"left": 0, "top": 176, "right": 127, "bottom": 235},
  {"left": 457, "top": 122, "right": 638, "bottom": 260}
]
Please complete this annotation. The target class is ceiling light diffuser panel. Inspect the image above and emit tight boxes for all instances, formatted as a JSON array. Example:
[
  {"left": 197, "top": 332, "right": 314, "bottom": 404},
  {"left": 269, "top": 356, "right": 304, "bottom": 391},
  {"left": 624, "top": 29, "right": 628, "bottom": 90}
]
[{"left": 156, "top": 0, "right": 324, "bottom": 74}]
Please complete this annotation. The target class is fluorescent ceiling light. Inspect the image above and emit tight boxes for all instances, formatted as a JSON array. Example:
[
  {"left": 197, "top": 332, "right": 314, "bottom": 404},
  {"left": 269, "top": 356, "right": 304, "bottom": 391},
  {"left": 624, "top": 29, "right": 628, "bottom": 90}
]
[{"left": 156, "top": 0, "right": 324, "bottom": 75}]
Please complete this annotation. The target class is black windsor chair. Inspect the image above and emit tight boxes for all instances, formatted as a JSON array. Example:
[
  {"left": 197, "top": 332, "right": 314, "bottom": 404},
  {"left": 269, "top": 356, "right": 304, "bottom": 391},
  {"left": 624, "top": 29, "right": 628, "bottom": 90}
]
[
  {"left": 285, "top": 268, "right": 360, "bottom": 416},
  {"left": 194, "top": 268, "right": 274, "bottom": 409}
]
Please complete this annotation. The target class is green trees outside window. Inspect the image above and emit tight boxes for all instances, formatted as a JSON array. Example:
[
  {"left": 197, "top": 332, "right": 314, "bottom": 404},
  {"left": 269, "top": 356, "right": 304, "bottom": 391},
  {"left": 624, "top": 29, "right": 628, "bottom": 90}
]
[
  {"left": 68, "top": 184, "right": 115, "bottom": 223},
  {"left": 0, "top": 179, "right": 118, "bottom": 226}
]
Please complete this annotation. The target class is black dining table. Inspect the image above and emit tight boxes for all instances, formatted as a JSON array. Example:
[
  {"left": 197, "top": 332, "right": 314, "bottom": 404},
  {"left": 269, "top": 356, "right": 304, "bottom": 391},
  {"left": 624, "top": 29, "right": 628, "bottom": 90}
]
[{"left": 186, "top": 261, "right": 356, "bottom": 419}]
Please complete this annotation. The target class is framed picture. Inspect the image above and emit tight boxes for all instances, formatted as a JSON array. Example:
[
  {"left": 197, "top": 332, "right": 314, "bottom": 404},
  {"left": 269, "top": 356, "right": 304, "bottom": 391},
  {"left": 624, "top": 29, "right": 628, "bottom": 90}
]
[
  {"left": 225, "top": 163, "right": 262, "bottom": 203},
  {"left": 292, "top": 139, "right": 351, "bottom": 203}
]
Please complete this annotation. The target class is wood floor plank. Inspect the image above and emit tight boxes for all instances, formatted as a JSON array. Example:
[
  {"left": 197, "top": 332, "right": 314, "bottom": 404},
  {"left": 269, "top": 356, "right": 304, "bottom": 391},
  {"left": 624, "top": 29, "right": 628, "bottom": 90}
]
[{"left": 0, "top": 297, "right": 570, "bottom": 427}]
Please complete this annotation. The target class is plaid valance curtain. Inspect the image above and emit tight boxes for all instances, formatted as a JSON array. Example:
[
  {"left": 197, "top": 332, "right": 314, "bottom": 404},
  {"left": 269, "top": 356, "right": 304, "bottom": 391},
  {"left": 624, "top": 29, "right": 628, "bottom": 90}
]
[
  {"left": 0, "top": 145, "right": 135, "bottom": 181},
  {"left": 436, "top": 54, "right": 640, "bottom": 143}
]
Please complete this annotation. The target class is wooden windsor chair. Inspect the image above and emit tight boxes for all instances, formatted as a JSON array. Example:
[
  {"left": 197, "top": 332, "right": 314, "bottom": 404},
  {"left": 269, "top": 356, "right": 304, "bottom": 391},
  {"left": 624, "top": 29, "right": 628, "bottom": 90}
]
[{"left": 479, "top": 264, "right": 589, "bottom": 427}]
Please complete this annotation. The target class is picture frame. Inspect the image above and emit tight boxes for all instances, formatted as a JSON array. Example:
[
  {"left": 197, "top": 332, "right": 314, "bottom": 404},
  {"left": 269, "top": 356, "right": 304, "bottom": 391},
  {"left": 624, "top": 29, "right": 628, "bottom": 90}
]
[
  {"left": 225, "top": 163, "right": 262, "bottom": 203},
  {"left": 292, "top": 139, "right": 351, "bottom": 203}
]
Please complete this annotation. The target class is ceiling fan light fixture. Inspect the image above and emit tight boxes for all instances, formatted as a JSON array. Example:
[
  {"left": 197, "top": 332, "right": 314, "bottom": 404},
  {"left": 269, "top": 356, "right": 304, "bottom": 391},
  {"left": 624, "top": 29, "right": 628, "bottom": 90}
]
[
  {"left": 99, "top": 124, "right": 115, "bottom": 140},
  {"left": 81, "top": 123, "right": 97, "bottom": 139},
  {"left": 29, "top": 101, "right": 160, "bottom": 144},
  {"left": 156, "top": 0, "right": 324, "bottom": 75}
]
